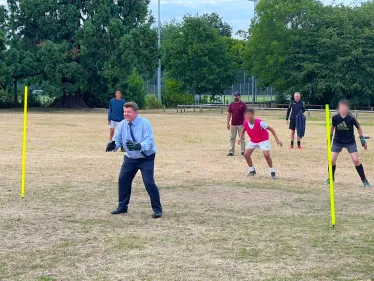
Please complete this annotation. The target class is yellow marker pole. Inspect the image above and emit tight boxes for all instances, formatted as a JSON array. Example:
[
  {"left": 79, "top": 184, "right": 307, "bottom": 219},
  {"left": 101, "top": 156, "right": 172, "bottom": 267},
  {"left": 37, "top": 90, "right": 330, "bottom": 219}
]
[
  {"left": 21, "top": 86, "right": 29, "bottom": 198},
  {"left": 325, "top": 104, "right": 336, "bottom": 227}
]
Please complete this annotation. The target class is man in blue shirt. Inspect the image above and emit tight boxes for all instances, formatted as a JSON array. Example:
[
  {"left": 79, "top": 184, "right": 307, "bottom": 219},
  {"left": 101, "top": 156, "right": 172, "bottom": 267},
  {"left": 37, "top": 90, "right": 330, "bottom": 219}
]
[
  {"left": 106, "top": 102, "right": 162, "bottom": 218},
  {"left": 108, "top": 89, "right": 126, "bottom": 141}
]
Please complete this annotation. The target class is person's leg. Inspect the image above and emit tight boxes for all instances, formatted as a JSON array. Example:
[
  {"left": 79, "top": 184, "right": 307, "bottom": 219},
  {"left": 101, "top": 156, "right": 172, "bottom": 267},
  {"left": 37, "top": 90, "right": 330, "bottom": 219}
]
[
  {"left": 263, "top": 150, "right": 273, "bottom": 168},
  {"left": 139, "top": 155, "right": 162, "bottom": 215},
  {"left": 228, "top": 125, "right": 236, "bottom": 155},
  {"left": 325, "top": 145, "right": 341, "bottom": 184},
  {"left": 349, "top": 152, "right": 367, "bottom": 181},
  {"left": 237, "top": 125, "right": 245, "bottom": 154},
  {"left": 244, "top": 148, "right": 255, "bottom": 171},
  {"left": 297, "top": 136, "right": 302, "bottom": 148},
  {"left": 290, "top": 130, "right": 295, "bottom": 148},
  {"left": 109, "top": 127, "right": 115, "bottom": 141},
  {"left": 118, "top": 157, "right": 138, "bottom": 210},
  {"left": 331, "top": 152, "right": 339, "bottom": 180}
]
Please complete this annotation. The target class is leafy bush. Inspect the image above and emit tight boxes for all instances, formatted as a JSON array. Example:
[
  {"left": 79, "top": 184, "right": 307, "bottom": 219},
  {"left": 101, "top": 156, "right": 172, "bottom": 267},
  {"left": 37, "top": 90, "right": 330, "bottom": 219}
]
[
  {"left": 0, "top": 90, "right": 15, "bottom": 108},
  {"left": 161, "top": 78, "right": 194, "bottom": 107},
  {"left": 146, "top": 95, "right": 164, "bottom": 109},
  {"left": 162, "top": 90, "right": 194, "bottom": 107}
]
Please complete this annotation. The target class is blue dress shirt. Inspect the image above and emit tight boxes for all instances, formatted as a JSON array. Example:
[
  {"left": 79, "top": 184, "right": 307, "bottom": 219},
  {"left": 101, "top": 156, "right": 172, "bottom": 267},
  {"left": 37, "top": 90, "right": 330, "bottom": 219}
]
[{"left": 112, "top": 115, "right": 157, "bottom": 159}]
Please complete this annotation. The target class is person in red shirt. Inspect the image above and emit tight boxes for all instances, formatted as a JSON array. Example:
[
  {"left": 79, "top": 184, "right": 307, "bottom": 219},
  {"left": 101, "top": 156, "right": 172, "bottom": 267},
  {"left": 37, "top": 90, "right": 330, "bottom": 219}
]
[
  {"left": 238, "top": 108, "right": 283, "bottom": 179},
  {"left": 227, "top": 92, "right": 247, "bottom": 156}
]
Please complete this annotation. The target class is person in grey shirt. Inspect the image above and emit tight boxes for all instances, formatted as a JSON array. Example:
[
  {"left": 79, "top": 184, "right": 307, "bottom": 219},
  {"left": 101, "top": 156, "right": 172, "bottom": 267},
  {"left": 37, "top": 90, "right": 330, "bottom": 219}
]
[{"left": 106, "top": 102, "right": 162, "bottom": 218}]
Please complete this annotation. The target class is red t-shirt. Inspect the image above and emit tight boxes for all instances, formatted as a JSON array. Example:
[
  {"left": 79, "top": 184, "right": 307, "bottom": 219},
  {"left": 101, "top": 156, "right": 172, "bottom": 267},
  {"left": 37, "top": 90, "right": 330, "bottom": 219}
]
[{"left": 228, "top": 101, "right": 247, "bottom": 126}]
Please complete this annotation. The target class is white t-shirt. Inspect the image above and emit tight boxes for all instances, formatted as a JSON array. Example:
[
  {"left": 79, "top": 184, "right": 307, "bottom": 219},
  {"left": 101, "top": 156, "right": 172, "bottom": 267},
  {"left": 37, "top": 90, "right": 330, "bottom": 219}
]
[{"left": 247, "top": 120, "right": 268, "bottom": 130}]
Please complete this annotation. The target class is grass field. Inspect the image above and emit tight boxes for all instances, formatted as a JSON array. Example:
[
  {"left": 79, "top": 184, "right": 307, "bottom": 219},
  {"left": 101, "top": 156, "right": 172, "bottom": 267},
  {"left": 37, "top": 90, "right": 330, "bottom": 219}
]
[{"left": 1, "top": 108, "right": 374, "bottom": 281}]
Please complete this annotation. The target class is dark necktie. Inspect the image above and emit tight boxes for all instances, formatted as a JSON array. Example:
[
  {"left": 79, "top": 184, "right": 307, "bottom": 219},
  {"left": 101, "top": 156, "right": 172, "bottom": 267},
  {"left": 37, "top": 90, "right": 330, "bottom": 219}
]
[{"left": 129, "top": 122, "right": 136, "bottom": 142}]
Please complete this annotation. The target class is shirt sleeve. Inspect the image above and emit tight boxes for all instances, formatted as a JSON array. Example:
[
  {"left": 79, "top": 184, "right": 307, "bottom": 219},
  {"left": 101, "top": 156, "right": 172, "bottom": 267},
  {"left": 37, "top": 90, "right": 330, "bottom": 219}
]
[
  {"left": 302, "top": 101, "right": 306, "bottom": 113},
  {"left": 140, "top": 122, "right": 154, "bottom": 152},
  {"left": 260, "top": 121, "right": 268, "bottom": 130},
  {"left": 112, "top": 122, "right": 123, "bottom": 152},
  {"left": 352, "top": 116, "right": 360, "bottom": 128},
  {"left": 332, "top": 116, "right": 337, "bottom": 127},
  {"left": 108, "top": 100, "right": 112, "bottom": 122},
  {"left": 228, "top": 104, "right": 232, "bottom": 113},
  {"left": 286, "top": 102, "right": 292, "bottom": 120}
]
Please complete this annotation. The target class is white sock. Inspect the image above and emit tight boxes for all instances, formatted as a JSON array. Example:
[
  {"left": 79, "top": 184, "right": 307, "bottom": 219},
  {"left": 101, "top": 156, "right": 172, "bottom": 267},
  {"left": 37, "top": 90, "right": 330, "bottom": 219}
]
[
  {"left": 270, "top": 167, "right": 275, "bottom": 173},
  {"left": 249, "top": 166, "right": 255, "bottom": 172}
]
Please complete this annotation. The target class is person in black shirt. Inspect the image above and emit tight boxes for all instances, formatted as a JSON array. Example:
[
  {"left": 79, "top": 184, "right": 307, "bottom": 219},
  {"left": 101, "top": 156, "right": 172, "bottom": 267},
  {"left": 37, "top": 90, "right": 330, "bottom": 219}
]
[
  {"left": 327, "top": 100, "right": 371, "bottom": 187},
  {"left": 286, "top": 92, "right": 305, "bottom": 149}
]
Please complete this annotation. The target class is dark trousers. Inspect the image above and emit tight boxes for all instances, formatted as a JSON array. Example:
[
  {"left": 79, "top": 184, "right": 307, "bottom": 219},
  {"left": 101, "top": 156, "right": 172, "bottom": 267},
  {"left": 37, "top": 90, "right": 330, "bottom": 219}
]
[{"left": 118, "top": 153, "right": 162, "bottom": 214}]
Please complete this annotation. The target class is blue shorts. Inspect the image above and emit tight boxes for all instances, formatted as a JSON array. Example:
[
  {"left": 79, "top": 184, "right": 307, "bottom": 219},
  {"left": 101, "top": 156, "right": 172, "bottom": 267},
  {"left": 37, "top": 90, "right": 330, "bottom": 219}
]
[{"left": 332, "top": 142, "right": 357, "bottom": 153}]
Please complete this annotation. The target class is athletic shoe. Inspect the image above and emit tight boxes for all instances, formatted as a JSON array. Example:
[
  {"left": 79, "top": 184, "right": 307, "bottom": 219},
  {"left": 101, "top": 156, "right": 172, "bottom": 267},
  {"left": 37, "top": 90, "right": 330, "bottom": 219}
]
[
  {"left": 227, "top": 152, "right": 234, "bottom": 156},
  {"left": 241, "top": 152, "right": 244, "bottom": 156},
  {"left": 297, "top": 146, "right": 303, "bottom": 150},
  {"left": 290, "top": 145, "right": 294, "bottom": 149},
  {"left": 271, "top": 172, "right": 277, "bottom": 180},
  {"left": 363, "top": 179, "right": 371, "bottom": 188},
  {"left": 248, "top": 170, "right": 256, "bottom": 176}
]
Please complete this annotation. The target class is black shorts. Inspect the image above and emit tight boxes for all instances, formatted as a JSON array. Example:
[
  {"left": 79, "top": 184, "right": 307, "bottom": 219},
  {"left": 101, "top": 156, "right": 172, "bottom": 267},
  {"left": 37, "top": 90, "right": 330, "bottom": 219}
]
[
  {"left": 332, "top": 142, "right": 358, "bottom": 153},
  {"left": 289, "top": 119, "right": 296, "bottom": 130}
]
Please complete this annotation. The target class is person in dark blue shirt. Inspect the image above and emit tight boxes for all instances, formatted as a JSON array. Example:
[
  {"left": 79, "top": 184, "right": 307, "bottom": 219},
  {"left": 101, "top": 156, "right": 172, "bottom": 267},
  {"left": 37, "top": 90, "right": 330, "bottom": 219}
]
[
  {"left": 286, "top": 92, "right": 305, "bottom": 149},
  {"left": 108, "top": 89, "right": 126, "bottom": 141}
]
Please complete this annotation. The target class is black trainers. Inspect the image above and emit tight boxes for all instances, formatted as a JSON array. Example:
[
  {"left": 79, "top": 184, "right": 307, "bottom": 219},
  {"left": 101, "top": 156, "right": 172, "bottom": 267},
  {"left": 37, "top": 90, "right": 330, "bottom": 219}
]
[
  {"left": 152, "top": 213, "right": 162, "bottom": 219},
  {"left": 227, "top": 152, "right": 234, "bottom": 156},
  {"left": 271, "top": 172, "right": 277, "bottom": 180},
  {"left": 241, "top": 152, "right": 244, "bottom": 156},
  {"left": 248, "top": 170, "right": 256, "bottom": 176}
]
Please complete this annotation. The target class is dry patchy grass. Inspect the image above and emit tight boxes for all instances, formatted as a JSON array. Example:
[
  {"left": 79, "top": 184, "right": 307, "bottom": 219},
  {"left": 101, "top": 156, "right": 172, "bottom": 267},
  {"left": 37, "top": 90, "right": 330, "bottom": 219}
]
[{"left": 0, "top": 108, "right": 374, "bottom": 281}]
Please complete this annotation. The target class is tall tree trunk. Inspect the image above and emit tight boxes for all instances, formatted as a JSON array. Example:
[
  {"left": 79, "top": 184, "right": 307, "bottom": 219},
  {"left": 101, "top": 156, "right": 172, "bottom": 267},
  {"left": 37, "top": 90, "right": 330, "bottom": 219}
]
[{"left": 50, "top": 90, "right": 89, "bottom": 108}]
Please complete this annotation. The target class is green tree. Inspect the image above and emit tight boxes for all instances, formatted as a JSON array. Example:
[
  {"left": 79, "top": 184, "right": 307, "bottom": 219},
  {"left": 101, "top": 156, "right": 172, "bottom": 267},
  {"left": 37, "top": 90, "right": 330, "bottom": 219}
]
[
  {"left": 125, "top": 68, "right": 147, "bottom": 109},
  {"left": 245, "top": 0, "right": 374, "bottom": 106},
  {"left": 0, "top": 29, "right": 7, "bottom": 90},
  {"left": 2, "top": 0, "right": 158, "bottom": 108},
  {"left": 201, "top": 13, "right": 232, "bottom": 37},
  {"left": 163, "top": 14, "right": 236, "bottom": 100}
]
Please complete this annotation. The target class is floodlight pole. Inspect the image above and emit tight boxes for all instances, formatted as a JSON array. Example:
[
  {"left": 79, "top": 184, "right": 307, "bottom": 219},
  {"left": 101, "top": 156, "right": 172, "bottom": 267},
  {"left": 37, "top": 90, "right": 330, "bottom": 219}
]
[
  {"left": 157, "top": 0, "right": 162, "bottom": 101},
  {"left": 249, "top": 0, "right": 258, "bottom": 102}
]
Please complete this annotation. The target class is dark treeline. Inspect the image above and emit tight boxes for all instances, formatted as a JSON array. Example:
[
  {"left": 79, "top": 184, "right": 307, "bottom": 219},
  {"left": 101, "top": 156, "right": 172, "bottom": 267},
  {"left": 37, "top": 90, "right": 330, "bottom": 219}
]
[
  {"left": 1, "top": 0, "right": 374, "bottom": 108},
  {"left": 246, "top": 0, "right": 374, "bottom": 107}
]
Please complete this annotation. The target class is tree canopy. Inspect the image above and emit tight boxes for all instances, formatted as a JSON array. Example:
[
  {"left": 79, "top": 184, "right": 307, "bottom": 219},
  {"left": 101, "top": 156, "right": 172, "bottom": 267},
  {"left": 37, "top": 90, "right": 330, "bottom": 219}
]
[
  {"left": 162, "top": 14, "right": 237, "bottom": 100},
  {"left": 1, "top": 0, "right": 158, "bottom": 107},
  {"left": 245, "top": 0, "right": 374, "bottom": 106},
  {"left": 1, "top": 0, "right": 374, "bottom": 108}
]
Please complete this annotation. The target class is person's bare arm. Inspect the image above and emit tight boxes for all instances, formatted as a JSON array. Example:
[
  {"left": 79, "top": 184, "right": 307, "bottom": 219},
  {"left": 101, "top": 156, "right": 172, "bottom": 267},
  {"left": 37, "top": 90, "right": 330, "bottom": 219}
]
[
  {"left": 267, "top": 126, "right": 283, "bottom": 146},
  {"left": 286, "top": 102, "right": 292, "bottom": 124},
  {"left": 358, "top": 126, "right": 363, "bottom": 137},
  {"left": 227, "top": 112, "right": 232, "bottom": 130},
  {"left": 330, "top": 125, "right": 335, "bottom": 141},
  {"left": 237, "top": 128, "right": 245, "bottom": 144}
]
